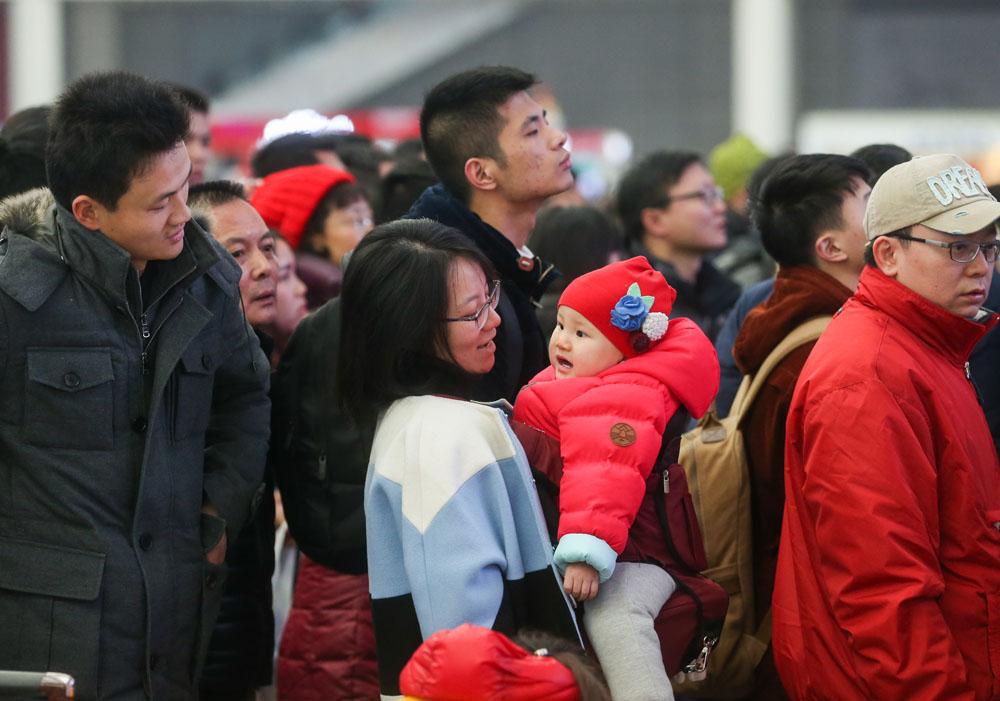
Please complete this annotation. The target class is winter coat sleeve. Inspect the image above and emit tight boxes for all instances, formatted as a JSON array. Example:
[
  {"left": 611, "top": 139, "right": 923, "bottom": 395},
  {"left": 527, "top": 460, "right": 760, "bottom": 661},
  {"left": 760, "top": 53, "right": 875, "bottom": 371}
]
[
  {"left": 793, "top": 380, "right": 976, "bottom": 701},
  {"left": 201, "top": 286, "right": 271, "bottom": 541}
]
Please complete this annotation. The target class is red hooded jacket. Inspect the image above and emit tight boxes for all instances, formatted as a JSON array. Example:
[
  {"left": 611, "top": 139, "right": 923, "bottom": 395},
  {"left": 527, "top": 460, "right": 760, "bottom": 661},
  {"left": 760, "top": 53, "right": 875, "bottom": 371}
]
[
  {"left": 513, "top": 317, "right": 719, "bottom": 565},
  {"left": 773, "top": 267, "right": 1000, "bottom": 701}
]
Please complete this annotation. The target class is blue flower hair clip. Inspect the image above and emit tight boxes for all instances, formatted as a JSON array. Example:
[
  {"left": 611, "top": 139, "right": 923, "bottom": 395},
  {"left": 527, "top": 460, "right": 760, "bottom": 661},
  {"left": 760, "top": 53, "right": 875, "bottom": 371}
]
[{"left": 610, "top": 282, "right": 669, "bottom": 352}]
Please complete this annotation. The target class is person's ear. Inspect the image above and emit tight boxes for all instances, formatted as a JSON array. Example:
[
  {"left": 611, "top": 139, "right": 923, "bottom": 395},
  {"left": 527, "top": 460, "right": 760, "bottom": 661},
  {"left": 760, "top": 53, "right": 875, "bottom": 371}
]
[
  {"left": 815, "top": 231, "right": 848, "bottom": 264},
  {"left": 871, "top": 237, "right": 900, "bottom": 276},
  {"left": 71, "top": 195, "right": 104, "bottom": 231},
  {"left": 640, "top": 206, "right": 668, "bottom": 237},
  {"left": 464, "top": 157, "right": 498, "bottom": 193}
]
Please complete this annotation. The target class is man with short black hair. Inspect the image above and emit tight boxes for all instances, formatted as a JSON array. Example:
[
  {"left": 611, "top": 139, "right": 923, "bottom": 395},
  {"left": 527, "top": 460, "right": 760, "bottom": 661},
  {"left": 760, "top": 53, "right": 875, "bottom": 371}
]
[
  {"left": 407, "top": 65, "right": 572, "bottom": 401},
  {"left": 616, "top": 150, "right": 740, "bottom": 341},
  {"left": 773, "top": 154, "right": 1000, "bottom": 700},
  {"left": 729, "top": 153, "right": 871, "bottom": 699},
  {"left": 189, "top": 181, "right": 279, "bottom": 331},
  {"left": 0, "top": 71, "right": 270, "bottom": 700}
]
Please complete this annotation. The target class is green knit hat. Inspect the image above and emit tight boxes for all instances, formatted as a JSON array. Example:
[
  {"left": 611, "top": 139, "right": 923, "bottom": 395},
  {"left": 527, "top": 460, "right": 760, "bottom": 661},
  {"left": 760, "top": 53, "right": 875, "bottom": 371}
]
[{"left": 708, "top": 133, "right": 768, "bottom": 201}]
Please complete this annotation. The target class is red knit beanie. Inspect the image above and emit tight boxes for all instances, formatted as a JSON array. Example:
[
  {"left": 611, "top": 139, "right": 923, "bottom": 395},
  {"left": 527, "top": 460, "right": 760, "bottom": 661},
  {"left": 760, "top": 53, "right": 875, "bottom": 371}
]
[
  {"left": 249, "top": 164, "right": 356, "bottom": 249},
  {"left": 558, "top": 256, "right": 677, "bottom": 358},
  {"left": 399, "top": 624, "right": 581, "bottom": 701}
]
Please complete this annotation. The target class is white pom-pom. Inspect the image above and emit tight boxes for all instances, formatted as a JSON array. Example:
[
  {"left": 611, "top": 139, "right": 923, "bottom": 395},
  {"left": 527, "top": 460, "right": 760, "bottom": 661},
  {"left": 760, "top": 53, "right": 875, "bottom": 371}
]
[{"left": 642, "top": 312, "right": 669, "bottom": 341}]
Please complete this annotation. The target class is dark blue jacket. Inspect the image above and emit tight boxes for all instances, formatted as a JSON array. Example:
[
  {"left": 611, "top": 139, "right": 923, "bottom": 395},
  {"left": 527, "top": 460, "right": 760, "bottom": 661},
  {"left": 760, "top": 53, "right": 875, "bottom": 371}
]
[{"left": 407, "top": 185, "right": 559, "bottom": 402}]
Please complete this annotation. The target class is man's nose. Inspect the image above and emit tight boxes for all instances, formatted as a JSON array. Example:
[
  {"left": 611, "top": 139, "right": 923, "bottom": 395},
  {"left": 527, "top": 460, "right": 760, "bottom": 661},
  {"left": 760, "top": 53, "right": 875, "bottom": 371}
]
[{"left": 967, "top": 245, "right": 992, "bottom": 275}]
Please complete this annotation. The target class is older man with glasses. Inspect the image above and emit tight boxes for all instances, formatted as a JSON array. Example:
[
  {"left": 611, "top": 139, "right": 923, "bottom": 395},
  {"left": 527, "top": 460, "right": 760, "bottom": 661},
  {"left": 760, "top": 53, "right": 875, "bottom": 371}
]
[
  {"left": 616, "top": 150, "right": 740, "bottom": 342},
  {"left": 772, "top": 154, "right": 1000, "bottom": 701}
]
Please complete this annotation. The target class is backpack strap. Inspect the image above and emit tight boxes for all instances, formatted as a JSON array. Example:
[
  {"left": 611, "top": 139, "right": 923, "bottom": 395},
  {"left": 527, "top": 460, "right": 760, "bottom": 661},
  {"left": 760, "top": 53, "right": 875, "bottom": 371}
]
[{"left": 729, "top": 315, "right": 833, "bottom": 421}]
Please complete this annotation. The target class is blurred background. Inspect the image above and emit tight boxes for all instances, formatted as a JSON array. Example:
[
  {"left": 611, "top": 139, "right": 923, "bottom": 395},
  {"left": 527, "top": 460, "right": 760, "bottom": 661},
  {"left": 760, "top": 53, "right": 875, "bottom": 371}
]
[{"left": 3, "top": 0, "right": 1000, "bottom": 194}]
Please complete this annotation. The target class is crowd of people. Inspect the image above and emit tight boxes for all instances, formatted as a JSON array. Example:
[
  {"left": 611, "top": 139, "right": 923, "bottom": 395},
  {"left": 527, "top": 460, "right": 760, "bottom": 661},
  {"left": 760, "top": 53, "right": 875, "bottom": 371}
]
[{"left": 0, "top": 62, "right": 997, "bottom": 701}]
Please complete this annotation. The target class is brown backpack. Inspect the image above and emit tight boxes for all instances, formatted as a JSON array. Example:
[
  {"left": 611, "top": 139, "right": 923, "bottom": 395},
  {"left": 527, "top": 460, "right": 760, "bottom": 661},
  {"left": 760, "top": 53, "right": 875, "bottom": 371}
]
[{"left": 673, "top": 315, "right": 831, "bottom": 697}]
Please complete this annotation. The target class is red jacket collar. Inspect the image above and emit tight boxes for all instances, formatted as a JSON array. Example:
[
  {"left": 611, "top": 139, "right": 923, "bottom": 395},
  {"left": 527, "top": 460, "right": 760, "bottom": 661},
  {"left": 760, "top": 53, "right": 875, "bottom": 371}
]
[{"left": 854, "top": 266, "right": 998, "bottom": 365}]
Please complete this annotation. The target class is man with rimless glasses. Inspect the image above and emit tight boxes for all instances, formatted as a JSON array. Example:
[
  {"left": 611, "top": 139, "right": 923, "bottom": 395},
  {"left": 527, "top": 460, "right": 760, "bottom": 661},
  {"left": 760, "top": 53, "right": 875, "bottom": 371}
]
[
  {"left": 616, "top": 151, "right": 741, "bottom": 342},
  {"left": 772, "top": 154, "right": 1000, "bottom": 701}
]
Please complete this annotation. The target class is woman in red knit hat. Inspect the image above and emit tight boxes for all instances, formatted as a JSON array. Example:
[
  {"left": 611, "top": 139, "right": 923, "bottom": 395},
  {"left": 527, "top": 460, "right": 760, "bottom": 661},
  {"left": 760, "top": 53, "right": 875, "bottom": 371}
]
[{"left": 250, "top": 164, "right": 373, "bottom": 308}]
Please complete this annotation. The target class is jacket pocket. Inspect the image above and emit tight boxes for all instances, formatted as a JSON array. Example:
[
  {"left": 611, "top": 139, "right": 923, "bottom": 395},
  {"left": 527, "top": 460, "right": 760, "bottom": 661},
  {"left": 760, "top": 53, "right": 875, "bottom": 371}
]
[
  {"left": 171, "top": 345, "right": 215, "bottom": 442},
  {"left": 24, "top": 348, "right": 114, "bottom": 450},
  {"left": 0, "top": 537, "right": 105, "bottom": 690}
]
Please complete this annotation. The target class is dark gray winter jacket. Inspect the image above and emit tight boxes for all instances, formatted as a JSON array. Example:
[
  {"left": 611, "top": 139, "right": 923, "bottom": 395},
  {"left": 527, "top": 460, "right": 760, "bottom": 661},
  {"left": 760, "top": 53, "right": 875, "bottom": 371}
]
[{"left": 0, "top": 189, "right": 270, "bottom": 700}]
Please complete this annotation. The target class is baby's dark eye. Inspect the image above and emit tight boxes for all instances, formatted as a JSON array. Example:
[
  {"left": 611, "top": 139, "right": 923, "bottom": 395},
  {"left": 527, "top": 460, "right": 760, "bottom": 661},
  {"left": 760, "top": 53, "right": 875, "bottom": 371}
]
[{"left": 575, "top": 330, "right": 586, "bottom": 338}]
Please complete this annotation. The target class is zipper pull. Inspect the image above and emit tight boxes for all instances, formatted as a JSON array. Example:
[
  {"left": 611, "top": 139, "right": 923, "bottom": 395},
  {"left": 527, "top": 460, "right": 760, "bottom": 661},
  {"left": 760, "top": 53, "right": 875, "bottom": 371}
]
[
  {"left": 663, "top": 469, "right": 670, "bottom": 494},
  {"left": 965, "top": 361, "right": 971, "bottom": 381},
  {"left": 141, "top": 313, "right": 151, "bottom": 340}
]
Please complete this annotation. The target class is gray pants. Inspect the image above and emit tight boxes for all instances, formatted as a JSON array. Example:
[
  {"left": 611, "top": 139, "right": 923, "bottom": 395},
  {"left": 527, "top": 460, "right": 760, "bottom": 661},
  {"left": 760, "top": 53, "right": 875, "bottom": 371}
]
[{"left": 584, "top": 562, "right": 676, "bottom": 701}]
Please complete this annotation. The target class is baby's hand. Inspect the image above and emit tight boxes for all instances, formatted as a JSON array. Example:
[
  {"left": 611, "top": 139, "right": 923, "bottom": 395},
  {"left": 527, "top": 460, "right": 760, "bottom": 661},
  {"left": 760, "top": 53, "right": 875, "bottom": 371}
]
[{"left": 563, "top": 562, "right": 599, "bottom": 602}]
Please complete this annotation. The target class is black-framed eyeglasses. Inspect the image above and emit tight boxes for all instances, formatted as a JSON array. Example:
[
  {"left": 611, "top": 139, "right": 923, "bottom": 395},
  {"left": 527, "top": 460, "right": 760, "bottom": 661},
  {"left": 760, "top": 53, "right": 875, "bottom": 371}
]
[
  {"left": 445, "top": 280, "right": 501, "bottom": 330},
  {"left": 658, "top": 185, "right": 724, "bottom": 208},
  {"left": 888, "top": 234, "right": 1000, "bottom": 264}
]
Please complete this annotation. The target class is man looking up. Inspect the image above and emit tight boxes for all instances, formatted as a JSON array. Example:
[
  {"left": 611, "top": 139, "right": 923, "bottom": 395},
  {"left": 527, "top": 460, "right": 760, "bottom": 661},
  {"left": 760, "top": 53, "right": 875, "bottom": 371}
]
[
  {"left": 407, "top": 65, "right": 573, "bottom": 401},
  {"left": 773, "top": 154, "right": 1000, "bottom": 700},
  {"left": 730, "top": 153, "right": 871, "bottom": 699},
  {"left": 616, "top": 150, "right": 740, "bottom": 341},
  {"left": 0, "top": 71, "right": 270, "bottom": 700}
]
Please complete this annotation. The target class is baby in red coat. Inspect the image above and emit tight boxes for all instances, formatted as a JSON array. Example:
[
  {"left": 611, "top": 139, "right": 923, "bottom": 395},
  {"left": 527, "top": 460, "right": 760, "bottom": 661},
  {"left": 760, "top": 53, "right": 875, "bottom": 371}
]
[{"left": 513, "top": 256, "right": 719, "bottom": 701}]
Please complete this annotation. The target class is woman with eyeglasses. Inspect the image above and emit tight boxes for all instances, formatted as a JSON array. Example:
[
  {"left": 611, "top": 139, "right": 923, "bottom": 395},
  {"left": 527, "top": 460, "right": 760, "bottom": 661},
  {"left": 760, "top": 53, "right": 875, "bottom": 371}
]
[{"left": 339, "top": 218, "right": 581, "bottom": 700}]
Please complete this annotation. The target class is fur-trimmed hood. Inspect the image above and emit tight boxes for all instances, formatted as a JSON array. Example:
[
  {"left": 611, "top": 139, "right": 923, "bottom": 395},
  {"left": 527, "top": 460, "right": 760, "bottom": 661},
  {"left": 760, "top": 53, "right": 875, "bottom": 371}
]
[{"left": 0, "top": 187, "right": 57, "bottom": 245}]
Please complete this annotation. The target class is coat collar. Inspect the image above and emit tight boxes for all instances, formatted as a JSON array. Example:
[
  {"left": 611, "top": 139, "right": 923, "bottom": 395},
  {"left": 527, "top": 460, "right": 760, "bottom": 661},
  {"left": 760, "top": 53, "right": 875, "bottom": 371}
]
[
  {"left": 406, "top": 184, "right": 560, "bottom": 301},
  {"left": 734, "top": 265, "right": 852, "bottom": 374},
  {"left": 855, "top": 266, "right": 998, "bottom": 365}
]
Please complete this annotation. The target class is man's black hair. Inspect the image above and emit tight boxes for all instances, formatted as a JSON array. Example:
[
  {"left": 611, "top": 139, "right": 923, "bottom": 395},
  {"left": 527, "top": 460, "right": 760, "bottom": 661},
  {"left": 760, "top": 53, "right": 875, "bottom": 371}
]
[
  {"left": 166, "top": 82, "right": 210, "bottom": 115},
  {"left": 378, "top": 157, "right": 437, "bottom": 223},
  {"left": 338, "top": 218, "right": 496, "bottom": 425},
  {"left": 752, "top": 153, "right": 871, "bottom": 268},
  {"left": 0, "top": 140, "right": 47, "bottom": 199},
  {"left": 615, "top": 150, "right": 702, "bottom": 244},
  {"left": 420, "top": 66, "right": 537, "bottom": 203},
  {"left": 1, "top": 105, "right": 52, "bottom": 159},
  {"left": 251, "top": 133, "right": 330, "bottom": 178},
  {"left": 849, "top": 143, "right": 912, "bottom": 186},
  {"left": 188, "top": 180, "right": 247, "bottom": 210},
  {"left": 46, "top": 71, "right": 189, "bottom": 211},
  {"left": 528, "top": 205, "right": 623, "bottom": 289}
]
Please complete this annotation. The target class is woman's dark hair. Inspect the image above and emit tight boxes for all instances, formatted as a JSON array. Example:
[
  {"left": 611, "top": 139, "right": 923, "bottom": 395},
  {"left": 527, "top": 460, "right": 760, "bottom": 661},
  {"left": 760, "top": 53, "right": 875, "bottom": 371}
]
[
  {"left": 513, "top": 630, "right": 611, "bottom": 701},
  {"left": 299, "top": 180, "right": 368, "bottom": 255},
  {"left": 338, "top": 218, "right": 495, "bottom": 424}
]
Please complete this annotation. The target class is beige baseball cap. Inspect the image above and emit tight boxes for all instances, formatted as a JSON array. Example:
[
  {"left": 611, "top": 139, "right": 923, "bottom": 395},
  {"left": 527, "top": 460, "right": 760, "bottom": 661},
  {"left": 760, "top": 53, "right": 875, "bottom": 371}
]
[{"left": 864, "top": 154, "right": 1000, "bottom": 240}]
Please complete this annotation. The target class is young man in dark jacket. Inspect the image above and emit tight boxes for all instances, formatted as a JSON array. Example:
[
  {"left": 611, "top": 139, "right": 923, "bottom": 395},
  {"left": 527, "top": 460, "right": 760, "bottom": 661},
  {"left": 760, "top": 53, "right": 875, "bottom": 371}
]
[
  {"left": 0, "top": 72, "right": 270, "bottom": 700},
  {"left": 407, "top": 65, "right": 571, "bottom": 402},
  {"left": 731, "top": 153, "right": 871, "bottom": 699},
  {"left": 616, "top": 150, "right": 741, "bottom": 342}
]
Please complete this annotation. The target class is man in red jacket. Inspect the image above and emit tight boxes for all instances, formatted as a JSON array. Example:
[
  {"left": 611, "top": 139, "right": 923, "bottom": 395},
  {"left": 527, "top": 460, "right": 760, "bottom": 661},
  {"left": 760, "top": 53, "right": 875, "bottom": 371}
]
[
  {"left": 733, "top": 153, "right": 872, "bottom": 699},
  {"left": 773, "top": 154, "right": 1000, "bottom": 701}
]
